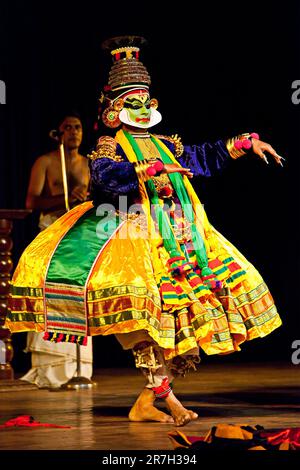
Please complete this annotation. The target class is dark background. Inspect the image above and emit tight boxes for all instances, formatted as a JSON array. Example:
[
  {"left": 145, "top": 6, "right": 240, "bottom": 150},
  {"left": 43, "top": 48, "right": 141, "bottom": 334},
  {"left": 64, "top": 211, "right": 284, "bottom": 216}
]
[{"left": 0, "top": 0, "right": 299, "bottom": 372}]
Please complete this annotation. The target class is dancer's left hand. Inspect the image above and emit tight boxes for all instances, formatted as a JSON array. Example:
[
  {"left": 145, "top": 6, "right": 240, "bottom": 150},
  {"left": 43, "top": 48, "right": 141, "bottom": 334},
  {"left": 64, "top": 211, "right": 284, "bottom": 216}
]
[{"left": 251, "top": 138, "right": 285, "bottom": 166}]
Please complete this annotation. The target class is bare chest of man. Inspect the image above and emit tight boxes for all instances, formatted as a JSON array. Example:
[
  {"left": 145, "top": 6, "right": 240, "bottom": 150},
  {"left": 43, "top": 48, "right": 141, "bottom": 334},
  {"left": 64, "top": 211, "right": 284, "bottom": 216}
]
[{"left": 45, "top": 158, "right": 89, "bottom": 195}]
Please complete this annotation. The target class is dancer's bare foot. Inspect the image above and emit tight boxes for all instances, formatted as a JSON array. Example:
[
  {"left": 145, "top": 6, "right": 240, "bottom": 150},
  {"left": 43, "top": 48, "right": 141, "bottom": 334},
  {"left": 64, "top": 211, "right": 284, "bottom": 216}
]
[
  {"left": 165, "top": 391, "right": 198, "bottom": 426},
  {"left": 129, "top": 387, "right": 174, "bottom": 423}
]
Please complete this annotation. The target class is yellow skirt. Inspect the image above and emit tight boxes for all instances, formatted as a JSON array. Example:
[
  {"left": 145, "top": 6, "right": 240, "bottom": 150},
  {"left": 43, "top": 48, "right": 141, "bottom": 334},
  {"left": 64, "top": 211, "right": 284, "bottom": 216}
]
[{"left": 6, "top": 201, "right": 282, "bottom": 360}]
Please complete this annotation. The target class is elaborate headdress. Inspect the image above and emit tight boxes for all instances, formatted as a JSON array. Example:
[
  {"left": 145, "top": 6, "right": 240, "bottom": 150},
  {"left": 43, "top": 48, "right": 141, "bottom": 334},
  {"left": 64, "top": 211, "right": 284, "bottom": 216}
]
[{"left": 99, "top": 36, "right": 160, "bottom": 128}]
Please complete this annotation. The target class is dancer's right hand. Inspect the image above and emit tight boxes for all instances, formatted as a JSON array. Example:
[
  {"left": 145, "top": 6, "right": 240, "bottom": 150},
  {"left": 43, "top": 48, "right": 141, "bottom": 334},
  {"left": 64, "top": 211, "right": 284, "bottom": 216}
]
[{"left": 163, "top": 164, "right": 193, "bottom": 178}]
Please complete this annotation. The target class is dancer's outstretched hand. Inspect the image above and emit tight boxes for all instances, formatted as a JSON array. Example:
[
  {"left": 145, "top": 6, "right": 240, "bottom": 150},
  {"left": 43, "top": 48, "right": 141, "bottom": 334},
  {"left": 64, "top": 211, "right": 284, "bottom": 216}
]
[{"left": 251, "top": 138, "right": 285, "bottom": 166}]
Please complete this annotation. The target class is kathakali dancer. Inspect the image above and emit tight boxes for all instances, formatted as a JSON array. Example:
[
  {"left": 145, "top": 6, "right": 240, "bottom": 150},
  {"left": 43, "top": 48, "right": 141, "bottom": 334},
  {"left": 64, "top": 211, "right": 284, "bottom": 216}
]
[{"left": 6, "top": 36, "right": 284, "bottom": 425}]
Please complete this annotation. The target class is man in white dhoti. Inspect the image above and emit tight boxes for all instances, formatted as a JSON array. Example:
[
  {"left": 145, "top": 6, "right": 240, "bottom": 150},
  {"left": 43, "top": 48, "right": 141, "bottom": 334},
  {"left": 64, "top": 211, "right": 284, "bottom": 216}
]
[{"left": 21, "top": 112, "right": 93, "bottom": 388}]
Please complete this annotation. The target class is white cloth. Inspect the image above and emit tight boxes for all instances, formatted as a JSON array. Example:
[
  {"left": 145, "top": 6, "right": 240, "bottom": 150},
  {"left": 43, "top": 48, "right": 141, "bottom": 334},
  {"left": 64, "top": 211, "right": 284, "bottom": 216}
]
[
  {"left": 21, "top": 332, "right": 93, "bottom": 388},
  {"left": 38, "top": 210, "right": 65, "bottom": 231},
  {"left": 116, "top": 331, "right": 173, "bottom": 388},
  {"left": 116, "top": 331, "right": 199, "bottom": 389}
]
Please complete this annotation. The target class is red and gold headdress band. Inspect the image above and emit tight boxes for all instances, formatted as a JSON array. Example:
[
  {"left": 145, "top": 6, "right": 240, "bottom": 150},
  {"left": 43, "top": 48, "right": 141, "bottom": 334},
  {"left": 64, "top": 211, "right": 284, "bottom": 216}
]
[{"left": 111, "top": 47, "right": 140, "bottom": 62}]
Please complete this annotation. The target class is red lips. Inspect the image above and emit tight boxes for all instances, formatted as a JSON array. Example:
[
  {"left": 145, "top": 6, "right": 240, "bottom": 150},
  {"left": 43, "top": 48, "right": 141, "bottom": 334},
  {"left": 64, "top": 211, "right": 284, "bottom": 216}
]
[{"left": 136, "top": 117, "right": 150, "bottom": 122}]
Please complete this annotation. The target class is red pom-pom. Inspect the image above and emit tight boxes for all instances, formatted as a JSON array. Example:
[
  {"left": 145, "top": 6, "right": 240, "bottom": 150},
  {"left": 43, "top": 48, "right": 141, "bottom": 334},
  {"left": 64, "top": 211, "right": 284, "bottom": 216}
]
[
  {"left": 250, "top": 132, "right": 259, "bottom": 140},
  {"left": 160, "top": 186, "right": 173, "bottom": 197},
  {"left": 234, "top": 140, "right": 243, "bottom": 150},
  {"left": 153, "top": 160, "right": 164, "bottom": 172},
  {"left": 146, "top": 165, "right": 157, "bottom": 176},
  {"left": 242, "top": 138, "right": 252, "bottom": 150}
]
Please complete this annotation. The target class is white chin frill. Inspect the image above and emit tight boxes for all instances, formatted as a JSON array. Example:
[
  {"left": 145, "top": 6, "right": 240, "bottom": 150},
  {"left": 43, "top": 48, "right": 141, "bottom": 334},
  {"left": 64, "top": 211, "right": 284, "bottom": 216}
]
[{"left": 119, "top": 108, "right": 162, "bottom": 129}]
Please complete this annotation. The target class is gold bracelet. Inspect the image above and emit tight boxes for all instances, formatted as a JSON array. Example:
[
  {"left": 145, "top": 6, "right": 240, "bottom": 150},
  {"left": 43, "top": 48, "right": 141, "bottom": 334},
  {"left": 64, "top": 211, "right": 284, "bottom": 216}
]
[
  {"left": 225, "top": 137, "right": 246, "bottom": 159},
  {"left": 134, "top": 161, "right": 152, "bottom": 182}
]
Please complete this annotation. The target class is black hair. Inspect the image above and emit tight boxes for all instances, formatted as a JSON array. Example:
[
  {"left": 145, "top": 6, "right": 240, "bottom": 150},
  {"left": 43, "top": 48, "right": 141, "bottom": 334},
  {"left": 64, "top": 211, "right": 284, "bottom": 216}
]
[{"left": 56, "top": 109, "right": 82, "bottom": 129}]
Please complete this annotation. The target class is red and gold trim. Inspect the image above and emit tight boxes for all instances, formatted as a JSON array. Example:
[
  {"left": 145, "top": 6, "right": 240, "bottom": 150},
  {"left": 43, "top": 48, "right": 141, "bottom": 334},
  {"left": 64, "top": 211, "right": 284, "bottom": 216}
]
[{"left": 153, "top": 377, "right": 172, "bottom": 399}]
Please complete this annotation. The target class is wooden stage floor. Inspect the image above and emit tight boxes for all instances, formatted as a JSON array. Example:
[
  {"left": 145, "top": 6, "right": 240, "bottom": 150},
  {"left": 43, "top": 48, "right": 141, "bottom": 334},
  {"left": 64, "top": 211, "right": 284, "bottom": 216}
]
[{"left": 0, "top": 362, "right": 299, "bottom": 451}]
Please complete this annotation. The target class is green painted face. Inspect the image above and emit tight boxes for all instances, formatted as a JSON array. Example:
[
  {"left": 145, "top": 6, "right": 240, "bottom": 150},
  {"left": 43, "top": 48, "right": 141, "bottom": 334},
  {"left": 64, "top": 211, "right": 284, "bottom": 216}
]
[{"left": 124, "top": 93, "right": 151, "bottom": 127}]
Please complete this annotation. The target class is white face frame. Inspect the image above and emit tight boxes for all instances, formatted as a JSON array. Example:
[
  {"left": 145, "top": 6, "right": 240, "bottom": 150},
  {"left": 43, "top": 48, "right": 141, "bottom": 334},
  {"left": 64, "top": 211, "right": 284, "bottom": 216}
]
[{"left": 117, "top": 90, "right": 162, "bottom": 128}]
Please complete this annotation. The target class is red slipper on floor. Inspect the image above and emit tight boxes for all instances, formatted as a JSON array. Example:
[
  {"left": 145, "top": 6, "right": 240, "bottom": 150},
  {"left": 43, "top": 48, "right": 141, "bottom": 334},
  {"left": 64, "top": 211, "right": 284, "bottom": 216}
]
[{"left": 0, "top": 415, "right": 71, "bottom": 429}]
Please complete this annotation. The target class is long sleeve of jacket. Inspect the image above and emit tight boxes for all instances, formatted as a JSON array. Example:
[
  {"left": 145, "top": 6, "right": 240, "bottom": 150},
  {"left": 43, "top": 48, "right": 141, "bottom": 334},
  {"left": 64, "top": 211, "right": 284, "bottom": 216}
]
[
  {"left": 90, "top": 157, "right": 139, "bottom": 195},
  {"left": 177, "top": 140, "right": 231, "bottom": 177}
]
